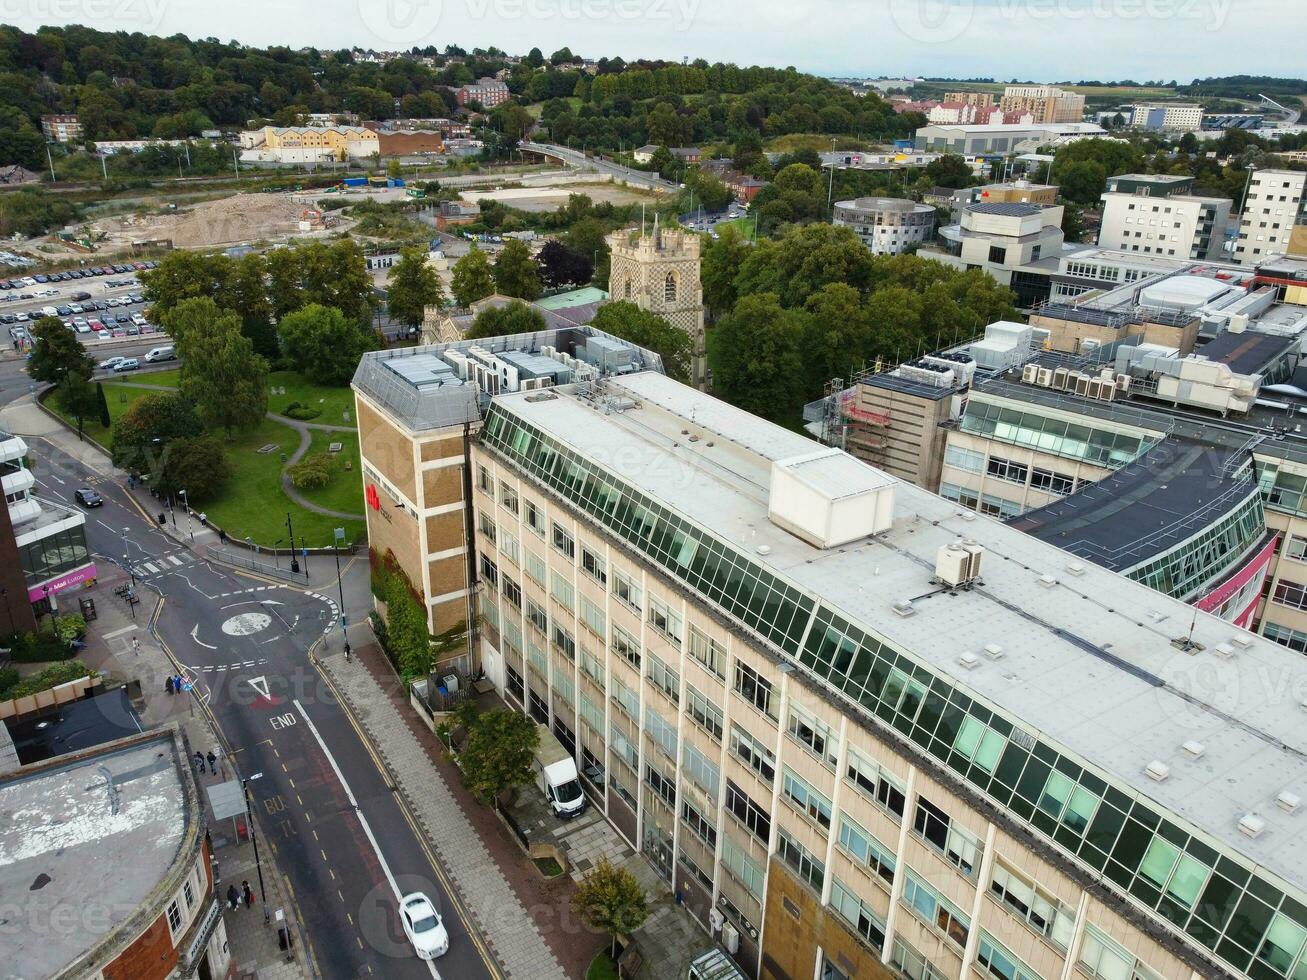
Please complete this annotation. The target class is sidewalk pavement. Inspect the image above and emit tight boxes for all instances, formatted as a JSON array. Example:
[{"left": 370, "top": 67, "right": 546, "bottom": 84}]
[
  {"left": 317, "top": 638, "right": 584, "bottom": 980},
  {"left": 77, "top": 578, "right": 314, "bottom": 980}
]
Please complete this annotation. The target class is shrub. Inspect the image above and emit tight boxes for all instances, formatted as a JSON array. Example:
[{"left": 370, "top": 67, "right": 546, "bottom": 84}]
[
  {"left": 2, "top": 627, "right": 74, "bottom": 663},
  {"left": 288, "top": 452, "right": 333, "bottom": 489},
  {"left": 283, "top": 403, "right": 322, "bottom": 421},
  {"left": 0, "top": 661, "right": 94, "bottom": 700},
  {"left": 52, "top": 614, "right": 87, "bottom": 645},
  {"left": 0, "top": 667, "right": 18, "bottom": 698}
]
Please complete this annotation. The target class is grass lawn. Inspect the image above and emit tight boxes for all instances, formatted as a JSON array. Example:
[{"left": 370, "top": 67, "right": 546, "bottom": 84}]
[
  {"left": 585, "top": 953, "right": 618, "bottom": 980},
  {"left": 294, "top": 429, "right": 365, "bottom": 522},
  {"left": 764, "top": 133, "right": 872, "bottom": 154},
  {"left": 46, "top": 382, "right": 154, "bottom": 449},
  {"left": 266, "top": 371, "right": 357, "bottom": 428},
  {"left": 715, "top": 215, "right": 758, "bottom": 241},
  {"left": 200, "top": 418, "right": 366, "bottom": 548}
]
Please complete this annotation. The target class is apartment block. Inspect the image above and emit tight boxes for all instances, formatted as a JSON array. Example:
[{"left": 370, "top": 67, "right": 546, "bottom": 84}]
[
  {"left": 456, "top": 77, "right": 511, "bottom": 107},
  {"left": 468, "top": 369, "right": 1307, "bottom": 980},
  {"left": 999, "top": 86, "right": 1086, "bottom": 124},
  {"left": 1235, "top": 169, "right": 1307, "bottom": 265},
  {"left": 40, "top": 114, "right": 82, "bottom": 143},
  {"left": 1129, "top": 104, "right": 1204, "bottom": 132},
  {"left": 832, "top": 197, "right": 937, "bottom": 255}
]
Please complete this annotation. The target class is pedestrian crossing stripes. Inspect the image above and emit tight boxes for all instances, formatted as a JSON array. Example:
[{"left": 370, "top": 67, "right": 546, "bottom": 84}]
[{"left": 131, "top": 550, "right": 196, "bottom": 578}]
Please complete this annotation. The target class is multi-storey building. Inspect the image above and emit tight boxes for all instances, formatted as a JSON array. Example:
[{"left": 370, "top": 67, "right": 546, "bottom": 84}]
[
  {"left": 1, "top": 430, "right": 94, "bottom": 625},
  {"left": 456, "top": 77, "right": 511, "bottom": 107},
  {"left": 1129, "top": 105, "right": 1204, "bottom": 132},
  {"left": 925, "top": 202, "right": 1067, "bottom": 306},
  {"left": 999, "top": 86, "right": 1086, "bottom": 123},
  {"left": 1235, "top": 169, "right": 1307, "bottom": 265},
  {"left": 914, "top": 123, "right": 1107, "bottom": 156},
  {"left": 238, "top": 125, "right": 379, "bottom": 162},
  {"left": 942, "top": 92, "right": 995, "bottom": 108},
  {"left": 468, "top": 368, "right": 1307, "bottom": 980},
  {"left": 832, "top": 198, "right": 937, "bottom": 255},
  {"left": 0, "top": 727, "right": 231, "bottom": 980},
  {"left": 1098, "top": 174, "right": 1232, "bottom": 261},
  {"left": 40, "top": 114, "right": 82, "bottom": 143}
]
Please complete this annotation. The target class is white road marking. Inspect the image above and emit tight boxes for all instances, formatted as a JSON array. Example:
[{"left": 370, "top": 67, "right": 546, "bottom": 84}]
[
  {"left": 102, "top": 625, "right": 138, "bottom": 640},
  {"left": 168, "top": 555, "right": 184, "bottom": 566},
  {"left": 245, "top": 675, "right": 270, "bottom": 698},
  {"left": 292, "top": 698, "right": 441, "bottom": 979},
  {"left": 141, "top": 562, "right": 158, "bottom": 574},
  {"left": 96, "top": 519, "right": 117, "bottom": 533},
  {"left": 190, "top": 625, "right": 218, "bottom": 650}
]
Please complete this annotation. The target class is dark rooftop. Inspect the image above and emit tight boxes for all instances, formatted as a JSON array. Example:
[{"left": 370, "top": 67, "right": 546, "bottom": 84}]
[
  {"left": 1007, "top": 435, "right": 1258, "bottom": 581},
  {"left": 1194, "top": 330, "right": 1296, "bottom": 376},
  {"left": 969, "top": 202, "right": 1043, "bottom": 217}
]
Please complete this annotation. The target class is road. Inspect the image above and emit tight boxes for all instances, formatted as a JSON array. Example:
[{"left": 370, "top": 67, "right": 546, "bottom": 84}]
[
  {"left": 520, "top": 141, "right": 681, "bottom": 192},
  {"left": 25, "top": 435, "right": 498, "bottom": 980}
]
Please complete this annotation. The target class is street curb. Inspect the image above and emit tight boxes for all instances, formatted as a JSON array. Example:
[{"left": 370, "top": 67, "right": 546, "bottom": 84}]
[{"left": 309, "top": 643, "right": 508, "bottom": 980}]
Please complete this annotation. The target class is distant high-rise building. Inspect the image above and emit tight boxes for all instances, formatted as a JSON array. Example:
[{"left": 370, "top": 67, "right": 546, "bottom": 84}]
[
  {"left": 1129, "top": 104, "right": 1204, "bottom": 132},
  {"left": 1235, "top": 168, "right": 1307, "bottom": 265},
  {"left": 1098, "top": 173, "right": 1231, "bottom": 260},
  {"left": 1000, "top": 85, "right": 1086, "bottom": 123},
  {"left": 942, "top": 91, "right": 995, "bottom": 107},
  {"left": 40, "top": 114, "right": 82, "bottom": 143}
]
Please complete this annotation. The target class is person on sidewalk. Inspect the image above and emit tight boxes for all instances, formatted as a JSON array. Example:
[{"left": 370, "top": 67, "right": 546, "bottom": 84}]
[
  {"left": 194, "top": 751, "right": 206, "bottom": 774},
  {"left": 166, "top": 675, "right": 175, "bottom": 695},
  {"left": 242, "top": 880, "right": 255, "bottom": 909},
  {"left": 131, "top": 636, "right": 140, "bottom": 657},
  {"left": 206, "top": 751, "right": 216, "bottom": 774},
  {"left": 226, "top": 884, "right": 240, "bottom": 910}
]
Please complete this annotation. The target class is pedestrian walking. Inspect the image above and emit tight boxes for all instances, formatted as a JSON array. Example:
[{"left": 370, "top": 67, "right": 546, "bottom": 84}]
[
  {"left": 242, "top": 880, "right": 254, "bottom": 909},
  {"left": 206, "top": 751, "right": 216, "bottom": 774},
  {"left": 165, "top": 675, "right": 175, "bottom": 695},
  {"left": 226, "top": 884, "right": 240, "bottom": 910},
  {"left": 131, "top": 636, "right": 140, "bottom": 657},
  {"left": 174, "top": 674, "right": 183, "bottom": 693},
  {"left": 194, "top": 751, "right": 205, "bottom": 773}
]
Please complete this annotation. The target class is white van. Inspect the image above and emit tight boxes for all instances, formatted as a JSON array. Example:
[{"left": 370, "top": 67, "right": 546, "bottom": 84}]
[
  {"left": 144, "top": 345, "right": 175, "bottom": 363},
  {"left": 532, "top": 724, "right": 586, "bottom": 818}
]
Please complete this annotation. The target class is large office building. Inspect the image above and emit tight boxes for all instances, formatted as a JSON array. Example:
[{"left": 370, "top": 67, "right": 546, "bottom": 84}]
[
  {"left": 1235, "top": 169, "right": 1307, "bottom": 266},
  {"left": 1098, "top": 174, "right": 1232, "bottom": 261},
  {"left": 0, "top": 728, "right": 231, "bottom": 980},
  {"left": 924, "top": 201, "right": 1068, "bottom": 306},
  {"left": 832, "top": 198, "right": 937, "bottom": 255},
  {"left": 1, "top": 429, "right": 94, "bottom": 626},
  {"left": 915, "top": 123, "right": 1107, "bottom": 156},
  {"left": 1128, "top": 105, "right": 1204, "bottom": 132},
  {"left": 467, "top": 367, "right": 1307, "bottom": 980}
]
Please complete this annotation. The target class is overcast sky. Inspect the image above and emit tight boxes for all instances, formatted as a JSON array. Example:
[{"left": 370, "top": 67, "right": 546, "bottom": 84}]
[{"left": 7, "top": 0, "right": 1300, "bottom": 81}]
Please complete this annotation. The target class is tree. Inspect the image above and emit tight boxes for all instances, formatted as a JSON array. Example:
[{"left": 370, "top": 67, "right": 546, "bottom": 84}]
[
  {"left": 701, "top": 225, "right": 751, "bottom": 318},
  {"left": 1058, "top": 160, "right": 1109, "bottom": 205},
  {"left": 467, "top": 301, "right": 546, "bottom": 339},
  {"left": 536, "top": 239, "right": 593, "bottom": 289},
  {"left": 154, "top": 435, "right": 231, "bottom": 500},
  {"left": 589, "top": 302, "right": 693, "bottom": 382},
  {"left": 95, "top": 381, "right": 110, "bottom": 429},
  {"left": 459, "top": 707, "right": 539, "bottom": 805},
  {"left": 565, "top": 218, "right": 611, "bottom": 287},
  {"left": 712, "top": 293, "right": 807, "bottom": 423},
  {"left": 648, "top": 145, "right": 673, "bottom": 179},
  {"left": 524, "top": 47, "right": 545, "bottom": 68},
  {"left": 159, "top": 295, "right": 224, "bottom": 346},
  {"left": 450, "top": 248, "right": 496, "bottom": 307},
  {"left": 801, "top": 282, "right": 871, "bottom": 396},
  {"left": 386, "top": 247, "right": 445, "bottom": 327},
  {"left": 925, "top": 154, "right": 975, "bottom": 189},
  {"left": 55, "top": 371, "right": 100, "bottom": 442},
  {"left": 571, "top": 858, "right": 650, "bottom": 959},
  {"left": 110, "top": 392, "right": 203, "bottom": 474},
  {"left": 278, "top": 304, "right": 375, "bottom": 386},
  {"left": 178, "top": 313, "right": 269, "bottom": 436},
  {"left": 1061, "top": 202, "right": 1085, "bottom": 243},
  {"left": 493, "top": 239, "right": 542, "bottom": 300},
  {"left": 27, "top": 317, "right": 92, "bottom": 385},
  {"left": 386, "top": 157, "right": 402, "bottom": 180}
]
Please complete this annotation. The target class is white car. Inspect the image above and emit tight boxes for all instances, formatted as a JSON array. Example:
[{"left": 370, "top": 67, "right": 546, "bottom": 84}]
[
  {"left": 99, "top": 356, "right": 125, "bottom": 371},
  {"left": 398, "top": 892, "right": 448, "bottom": 960},
  {"left": 131, "top": 313, "right": 148, "bottom": 327}
]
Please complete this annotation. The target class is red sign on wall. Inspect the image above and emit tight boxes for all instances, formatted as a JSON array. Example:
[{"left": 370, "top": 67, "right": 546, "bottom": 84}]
[{"left": 366, "top": 485, "right": 380, "bottom": 511}]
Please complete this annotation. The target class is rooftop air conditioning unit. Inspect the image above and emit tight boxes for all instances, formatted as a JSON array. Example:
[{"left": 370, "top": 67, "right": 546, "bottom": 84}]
[
  {"left": 983, "top": 643, "right": 1004, "bottom": 660},
  {"left": 1182, "top": 740, "right": 1205, "bottom": 759},
  {"left": 936, "top": 541, "right": 984, "bottom": 588},
  {"left": 1238, "top": 813, "right": 1266, "bottom": 839},
  {"left": 1036, "top": 367, "right": 1054, "bottom": 387},
  {"left": 1053, "top": 367, "right": 1070, "bottom": 390},
  {"left": 1145, "top": 761, "right": 1170, "bottom": 782},
  {"left": 722, "top": 923, "right": 740, "bottom": 955},
  {"left": 1117, "top": 375, "right": 1132, "bottom": 393},
  {"left": 1277, "top": 791, "right": 1301, "bottom": 814},
  {"left": 958, "top": 652, "right": 980, "bottom": 669},
  {"left": 1022, "top": 363, "right": 1039, "bottom": 384}
]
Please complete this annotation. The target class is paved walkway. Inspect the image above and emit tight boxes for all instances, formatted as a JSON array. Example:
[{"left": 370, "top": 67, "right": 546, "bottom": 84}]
[
  {"left": 317, "top": 641, "right": 573, "bottom": 980},
  {"left": 77, "top": 580, "right": 314, "bottom": 980},
  {"left": 275, "top": 415, "right": 359, "bottom": 521}
]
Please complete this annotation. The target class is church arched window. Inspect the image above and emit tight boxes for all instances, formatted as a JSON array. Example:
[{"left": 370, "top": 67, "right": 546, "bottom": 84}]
[{"left": 664, "top": 272, "right": 677, "bottom": 303}]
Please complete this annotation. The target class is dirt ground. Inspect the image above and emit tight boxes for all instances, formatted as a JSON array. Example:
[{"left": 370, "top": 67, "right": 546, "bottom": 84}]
[
  {"left": 92, "top": 191, "right": 352, "bottom": 248},
  {"left": 459, "top": 182, "right": 660, "bottom": 213}
]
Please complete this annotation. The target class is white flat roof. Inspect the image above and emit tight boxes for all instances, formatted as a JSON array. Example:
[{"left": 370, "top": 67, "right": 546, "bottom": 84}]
[{"left": 493, "top": 371, "right": 1307, "bottom": 894}]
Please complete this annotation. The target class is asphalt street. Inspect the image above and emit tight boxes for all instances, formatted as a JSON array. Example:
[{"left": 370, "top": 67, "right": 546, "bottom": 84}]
[{"left": 26, "top": 434, "right": 497, "bottom": 980}]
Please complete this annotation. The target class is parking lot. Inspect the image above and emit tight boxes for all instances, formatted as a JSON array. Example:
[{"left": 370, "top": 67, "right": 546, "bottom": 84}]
[{"left": 1, "top": 261, "right": 160, "bottom": 347}]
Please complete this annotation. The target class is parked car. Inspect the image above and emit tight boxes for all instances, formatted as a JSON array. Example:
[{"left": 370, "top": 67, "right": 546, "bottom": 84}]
[
  {"left": 55, "top": 305, "right": 72, "bottom": 317},
  {"left": 131, "top": 313, "right": 148, "bottom": 327},
  {"left": 87, "top": 319, "right": 104, "bottom": 332},
  {"left": 73, "top": 488, "right": 103, "bottom": 507},
  {"left": 99, "top": 356, "right": 125, "bottom": 370},
  {"left": 398, "top": 893, "right": 448, "bottom": 960},
  {"left": 144, "top": 345, "right": 174, "bottom": 363},
  {"left": 113, "top": 357, "right": 140, "bottom": 372},
  {"left": 114, "top": 312, "right": 131, "bottom": 324}
]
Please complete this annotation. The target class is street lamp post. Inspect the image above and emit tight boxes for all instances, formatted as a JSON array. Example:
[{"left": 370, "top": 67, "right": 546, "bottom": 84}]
[
  {"left": 242, "top": 775, "right": 271, "bottom": 924},
  {"left": 333, "top": 528, "right": 350, "bottom": 661},
  {"left": 122, "top": 528, "right": 137, "bottom": 588},
  {"left": 285, "top": 513, "right": 300, "bottom": 574},
  {"left": 180, "top": 489, "right": 193, "bottom": 542}
]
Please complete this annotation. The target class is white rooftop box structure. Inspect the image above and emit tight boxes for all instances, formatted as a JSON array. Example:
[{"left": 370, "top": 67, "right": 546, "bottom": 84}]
[
  {"left": 768, "top": 448, "right": 895, "bottom": 549},
  {"left": 970, "top": 320, "right": 1034, "bottom": 371},
  {"left": 1139, "top": 275, "right": 1233, "bottom": 314}
]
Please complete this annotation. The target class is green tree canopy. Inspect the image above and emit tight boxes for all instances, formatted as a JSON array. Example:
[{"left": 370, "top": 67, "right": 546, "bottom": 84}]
[
  {"left": 154, "top": 435, "right": 231, "bottom": 501},
  {"left": 571, "top": 858, "right": 650, "bottom": 958},
  {"left": 467, "top": 300, "right": 546, "bottom": 339},
  {"left": 28, "top": 317, "right": 92, "bottom": 385},
  {"left": 711, "top": 293, "right": 807, "bottom": 423},
  {"left": 924, "top": 154, "right": 976, "bottom": 189},
  {"left": 459, "top": 708, "right": 540, "bottom": 804},
  {"left": 589, "top": 301, "right": 693, "bottom": 382},
  {"left": 110, "top": 392, "right": 203, "bottom": 474},
  {"left": 450, "top": 248, "right": 496, "bottom": 308},
  {"left": 277, "top": 303, "right": 376, "bottom": 386},
  {"left": 493, "top": 239, "right": 542, "bottom": 300},
  {"left": 55, "top": 371, "right": 100, "bottom": 442},
  {"left": 178, "top": 312, "right": 269, "bottom": 436},
  {"left": 536, "top": 239, "right": 593, "bottom": 289},
  {"left": 386, "top": 247, "right": 445, "bottom": 327}
]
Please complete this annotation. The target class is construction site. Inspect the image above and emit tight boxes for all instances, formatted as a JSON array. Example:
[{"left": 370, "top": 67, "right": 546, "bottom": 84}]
[{"left": 89, "top": 191, "right": 351, "bottom": 249}]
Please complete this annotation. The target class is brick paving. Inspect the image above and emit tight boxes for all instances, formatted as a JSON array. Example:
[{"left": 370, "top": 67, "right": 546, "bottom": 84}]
[{"left": 318, "top": 641, "right": 589, "bottom": 980}]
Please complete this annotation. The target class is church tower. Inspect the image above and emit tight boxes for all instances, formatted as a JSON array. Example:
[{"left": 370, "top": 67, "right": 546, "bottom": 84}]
[{"left": 606, "top": 222, "right": 707, "bottom": 386}]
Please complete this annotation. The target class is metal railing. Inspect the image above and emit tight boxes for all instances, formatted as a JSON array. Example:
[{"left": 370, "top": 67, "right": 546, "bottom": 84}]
[{"left": 207, "top": 548, "right": 305, "bottom": 583}]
